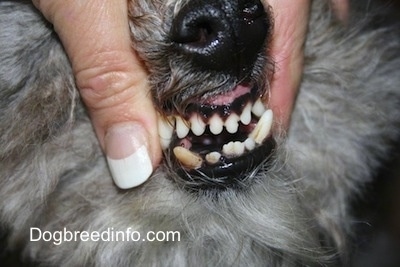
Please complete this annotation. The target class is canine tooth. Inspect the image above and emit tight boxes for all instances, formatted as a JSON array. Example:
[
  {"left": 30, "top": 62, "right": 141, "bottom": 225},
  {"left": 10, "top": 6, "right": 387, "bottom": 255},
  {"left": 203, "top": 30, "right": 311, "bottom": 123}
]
[
  {"left": 225, "top": 114, "right": 239, "bottom": 134},
  {"left": 252, "top": 98, "right": 266, "bottom": 117},
  {"left": 205, "top": 151, "right": 221, "bottom": 164},
  {"left": 240, "top": 103, "right": 252, "bottom": 125},
  {"left": 249, "top": 109, "right": 273, "bottom": 144},
  {"left": 233, "top": 141, "right": 245, "bottom": 155},
  {"left": 209, "top": 115, "right": 223, "bottom": 135},
  {"left": 173, "top": 146, "right": 203, "bottom": 169},
  {"left": 222, "top": 141, "right": 235, "bottom": 156},
  {"left": 158, "top": 116, "right": 175, "bottom": 149},
  {"left": 176, "top": 116, "right": 190, "bottom": 139},
  {"left": 190, "top": 114, "right": 206, "bottom": 136},
  {"left": 244, "top": 137, "right": 256, "bottom": 151}
]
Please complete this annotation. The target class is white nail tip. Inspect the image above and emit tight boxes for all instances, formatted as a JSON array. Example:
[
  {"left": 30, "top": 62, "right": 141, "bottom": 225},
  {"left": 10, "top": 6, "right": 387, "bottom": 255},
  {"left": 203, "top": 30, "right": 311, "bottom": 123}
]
[{"left": 108, "top": 145, "right": 153, "bottom": 189}]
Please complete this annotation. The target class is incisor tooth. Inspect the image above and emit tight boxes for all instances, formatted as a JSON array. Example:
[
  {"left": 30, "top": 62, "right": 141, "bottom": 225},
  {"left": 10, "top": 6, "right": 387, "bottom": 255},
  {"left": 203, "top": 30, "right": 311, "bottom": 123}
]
[
  {"left": 205, "top": 151, "right": 221, "bottom": 164},
  {"left": 225, "top": 114, "right": 239, "bottom": 134},
  {"left": 173, "top": 146, "right": 203, "bottom": 169},
  {"left": 249, "top": 109, "right": 273, "bottom": 144},
  {"left": 252, "top": 98, "right": 266, "bottom": 117},
  {"left": 233, "top": 141, "right": 245, "bottom": 155},
  {"left": 209, "top": 115, "right": 223, "bottom": 135},
  {"left": 240, "top": 103, "right": 252, "bottom": 125},
  {"left": 190, "top": 114, "right": 206, "bottom": 136},
  {"left": 158, "top": 116, "right": 175, "bottom": 149},
  {"left": 244, "top": 137, "right": 256, "bottom": 151},
  {"left": 222, "top": 141, "right": 235, "bottom": 156},
  {"left": 176, "top": 116, "right": 190, "bottom": 139}
]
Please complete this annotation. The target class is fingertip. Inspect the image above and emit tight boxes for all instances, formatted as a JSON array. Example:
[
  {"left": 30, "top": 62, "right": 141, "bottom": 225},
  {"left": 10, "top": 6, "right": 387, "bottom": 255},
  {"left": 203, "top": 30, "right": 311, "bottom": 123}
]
[{"left": 104, "top": 122, "right": 161, "bottom": 189}]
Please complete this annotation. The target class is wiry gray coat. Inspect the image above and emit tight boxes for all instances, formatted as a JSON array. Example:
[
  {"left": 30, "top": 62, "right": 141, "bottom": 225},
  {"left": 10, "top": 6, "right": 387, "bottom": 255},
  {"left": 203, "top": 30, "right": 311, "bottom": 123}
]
[{"left": 1, "top": 0, "right": 399, "bottom": 266}]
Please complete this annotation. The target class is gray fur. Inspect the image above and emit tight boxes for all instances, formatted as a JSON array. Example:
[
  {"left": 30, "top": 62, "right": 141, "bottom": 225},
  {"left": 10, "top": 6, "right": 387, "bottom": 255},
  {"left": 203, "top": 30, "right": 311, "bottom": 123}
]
[{"left": 0, "top": 0, "right": 400, "bottom": 266}]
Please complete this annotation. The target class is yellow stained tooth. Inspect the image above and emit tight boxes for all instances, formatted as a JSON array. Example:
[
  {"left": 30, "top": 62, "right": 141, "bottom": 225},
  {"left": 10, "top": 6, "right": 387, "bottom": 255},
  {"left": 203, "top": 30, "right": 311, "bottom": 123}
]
[
  {"left": 205, "top": 151, "right": 221, "bottom": 164},
  {"left": 173, "top": 146, "right": 203, "bottom": 169}
]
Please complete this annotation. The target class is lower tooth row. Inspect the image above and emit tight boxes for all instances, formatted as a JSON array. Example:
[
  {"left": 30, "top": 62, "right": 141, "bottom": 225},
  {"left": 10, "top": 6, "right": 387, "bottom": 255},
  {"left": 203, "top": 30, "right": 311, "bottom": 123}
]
[{"left": 172, "top": 109, "right": 273, "bottom": 169}]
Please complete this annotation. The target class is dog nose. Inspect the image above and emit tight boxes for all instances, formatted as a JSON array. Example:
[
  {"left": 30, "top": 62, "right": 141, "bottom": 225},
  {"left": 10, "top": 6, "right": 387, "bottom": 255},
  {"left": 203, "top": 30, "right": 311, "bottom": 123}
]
[{"left": 170, "top": 0, "right": 270, "bottom": 77}]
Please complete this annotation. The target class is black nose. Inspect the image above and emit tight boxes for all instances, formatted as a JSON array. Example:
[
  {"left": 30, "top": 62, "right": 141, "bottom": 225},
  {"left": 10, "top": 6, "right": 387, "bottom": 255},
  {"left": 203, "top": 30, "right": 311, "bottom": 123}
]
[{"left": 170, "top": 0, "right": 270, "bottom": 77}]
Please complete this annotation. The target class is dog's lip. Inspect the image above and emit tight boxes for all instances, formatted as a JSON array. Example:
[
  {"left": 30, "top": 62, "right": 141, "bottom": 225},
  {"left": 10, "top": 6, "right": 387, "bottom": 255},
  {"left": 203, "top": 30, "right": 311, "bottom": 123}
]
[{"left": 177, "top": 137, "right": 276, "bottom": 190}]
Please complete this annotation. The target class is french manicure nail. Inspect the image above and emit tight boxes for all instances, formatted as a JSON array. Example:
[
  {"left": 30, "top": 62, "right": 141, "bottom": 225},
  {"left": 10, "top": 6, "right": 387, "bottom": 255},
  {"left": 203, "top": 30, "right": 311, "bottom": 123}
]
[{"left": 105, "top": 123, "right": 153, "bottom": 189}]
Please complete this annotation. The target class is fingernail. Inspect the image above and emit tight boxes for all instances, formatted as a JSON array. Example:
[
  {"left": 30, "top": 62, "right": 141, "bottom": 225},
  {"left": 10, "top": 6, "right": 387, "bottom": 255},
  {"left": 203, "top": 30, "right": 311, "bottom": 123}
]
[{"left": 105, "top": 122, "right": 153, "bottom": 189}]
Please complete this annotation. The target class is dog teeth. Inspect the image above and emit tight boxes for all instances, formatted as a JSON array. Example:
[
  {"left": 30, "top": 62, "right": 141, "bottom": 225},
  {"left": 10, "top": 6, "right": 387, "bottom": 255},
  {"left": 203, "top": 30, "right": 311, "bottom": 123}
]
[
  {"left": 205, "top": 151, "right": 221, "bottom": 164},
  {"left": 251, "top": 98, "right": 266, "bottom": 117},
  {"left": 173, "top": 146, "right": 203, "bottom": 169},
  {"left": 176, "top": 116, "right": 190, "bottom": 139},
  {"left": 244, "top": 137, "right": 256, "bottom": 151},
  {"left": 190, "top": 114, "right": 206, "bottom": 136},
  {"left": 158, "top": 115, "right": 175, "bottom": 150},
  {"left": 222, "top": 141, "right": 245, "bottom": 157},
  {"left": 240, "top": 103, "right": 252, "bottom": 125},
  {"left": 249, "top": 109, "right": 273, "bottom": 144},
  {"left": 209, "top": 114, "right": 224, "bottom": 135},
  {"left": 225, "top": 114, "right": 239, "bottom": 134}
]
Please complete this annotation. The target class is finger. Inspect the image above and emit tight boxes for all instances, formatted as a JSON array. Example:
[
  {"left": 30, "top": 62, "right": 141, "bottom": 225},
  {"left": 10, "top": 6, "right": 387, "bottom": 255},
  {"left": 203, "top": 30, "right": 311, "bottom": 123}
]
[
  {"left": 33, "top": 0, "right": 162, "bottom": 189},
  {"left": 265, "top": 0, "right": 311, "bottom": 129}
]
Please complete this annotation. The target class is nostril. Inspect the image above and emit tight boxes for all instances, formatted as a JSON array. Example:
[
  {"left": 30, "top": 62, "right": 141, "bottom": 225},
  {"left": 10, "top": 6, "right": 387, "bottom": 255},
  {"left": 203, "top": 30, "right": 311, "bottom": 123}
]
[
  {"left": 170, "top": 4, "right": 233, "bottom": 72},
  {"left": 171, "top": 15, "right": 220, "bottom": 49},
  {"left": 170, "top": 0, "right": 270, "bottom": 76}
]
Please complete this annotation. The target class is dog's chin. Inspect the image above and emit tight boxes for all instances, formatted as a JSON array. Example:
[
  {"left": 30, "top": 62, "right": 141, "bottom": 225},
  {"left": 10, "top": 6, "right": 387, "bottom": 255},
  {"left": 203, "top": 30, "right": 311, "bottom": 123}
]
[{"left": 158, "top": 80, "right": 277, "bottom": 191}]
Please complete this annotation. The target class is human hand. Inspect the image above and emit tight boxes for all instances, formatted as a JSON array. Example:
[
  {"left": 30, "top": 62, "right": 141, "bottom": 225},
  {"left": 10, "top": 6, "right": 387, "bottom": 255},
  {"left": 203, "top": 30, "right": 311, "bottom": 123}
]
[
  {"left": 33, "top": 0, "right": 162, "bottom": 189},
  {"left": 266, "top": 0, "right": 348, "bottom": 129}
]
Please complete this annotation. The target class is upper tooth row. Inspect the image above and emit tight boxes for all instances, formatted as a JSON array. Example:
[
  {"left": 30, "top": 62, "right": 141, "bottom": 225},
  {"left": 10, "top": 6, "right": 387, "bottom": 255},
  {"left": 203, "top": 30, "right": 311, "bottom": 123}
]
[{"left": 158, "top": 98, "right": 267, "bottom": 147}]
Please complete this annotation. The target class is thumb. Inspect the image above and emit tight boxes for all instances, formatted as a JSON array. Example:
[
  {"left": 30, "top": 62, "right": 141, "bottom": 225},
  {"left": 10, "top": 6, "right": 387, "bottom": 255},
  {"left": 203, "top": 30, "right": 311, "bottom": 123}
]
[{"left": 33, "top": 0, "right": 162, "bottom": 189}]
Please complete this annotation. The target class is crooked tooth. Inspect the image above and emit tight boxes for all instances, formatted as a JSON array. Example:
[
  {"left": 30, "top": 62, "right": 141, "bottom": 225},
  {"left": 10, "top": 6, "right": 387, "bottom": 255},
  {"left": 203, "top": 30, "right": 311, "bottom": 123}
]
[
  {"left": 249, "top": 109, "right": 273, "bottom": 144},
  {"left": 209, "top": 115, "right": 224, "bottom": 135},
  {"left": 252, "top": 98, "right": 266, "bottom": 117},
  {"left": 244, "top": 137, "right": 256, "bottom": 151},
  {"left": 240, "top": 103, "right": 252, "bottom": 125},
  {"left": 222, "top": 141, "right": 235, "bottom": 156},
  {"left": 158, "top": 116, "right": 175, "bottom": 150},
  {"left": 225, "top": 114, "right": 239, "bottom": 134},
  {"left": 190, "top": 114, "right": 206, "bottom": 136},
  {"left": 176, "top": 116, "right": 190, "bottom": 139},
  {"left": 205, "top": 151, "right": 221, "bottom": 164},
  {"left": 173, "top": 146, "right": 203, "bottom": 169},
  {"left": 222, "top": 141, "right": 245, "bottom": 157}
]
